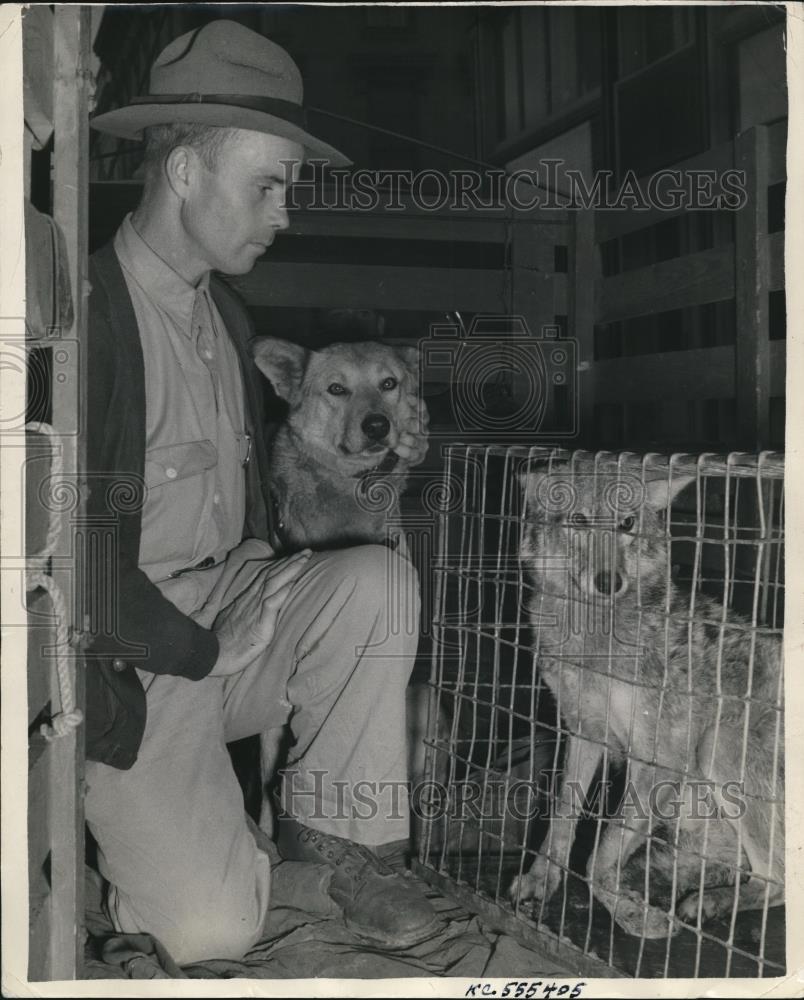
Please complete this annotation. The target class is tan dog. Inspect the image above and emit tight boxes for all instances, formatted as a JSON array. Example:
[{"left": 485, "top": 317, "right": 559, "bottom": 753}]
[
  {"left": 252, "top": 337, "right": 423, "bottom": 553},
  {"left": 252, "top": 336, "right": 430, "bottom": 838},
  {"left": 511, "top": 460, "right": 784, "bottom": 938}
]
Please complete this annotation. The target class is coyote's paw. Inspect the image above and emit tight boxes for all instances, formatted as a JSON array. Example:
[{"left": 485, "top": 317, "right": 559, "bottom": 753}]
[
  {"left": 609, "top": 891, "right": 676, "bottom": 939},
  {"left": 676, "top": 887, "right": 735, "bottom": 927},
  {"left": 509, "top": 855, "right": 562, "bottom": 908}
]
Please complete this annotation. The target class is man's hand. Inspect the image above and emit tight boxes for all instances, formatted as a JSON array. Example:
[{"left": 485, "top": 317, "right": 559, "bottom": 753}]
[
  {"left": 210, "top": 550, "right": 312, "bottom": 676},
  {"left": 395, "top": 394, "right": 430, "bottom": 468}
]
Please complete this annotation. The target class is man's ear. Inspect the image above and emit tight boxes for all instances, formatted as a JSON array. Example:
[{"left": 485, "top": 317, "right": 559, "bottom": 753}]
[{"left": 252, "top": 337, "right": 308, "bottom": 403}]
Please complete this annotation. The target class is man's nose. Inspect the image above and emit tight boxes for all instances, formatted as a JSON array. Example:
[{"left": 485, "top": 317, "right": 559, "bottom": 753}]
[{"left": 269, "top": 203, "right": 290, "bottom": 231}]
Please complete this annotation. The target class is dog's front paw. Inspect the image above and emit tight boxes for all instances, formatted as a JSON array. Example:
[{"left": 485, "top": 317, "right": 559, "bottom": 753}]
[{"left": 509, "top": 855, "right": 562, "bottom": 909}]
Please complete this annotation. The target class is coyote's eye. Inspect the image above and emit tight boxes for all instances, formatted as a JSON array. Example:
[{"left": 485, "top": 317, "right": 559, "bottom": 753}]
[
  {"left": 327, "top": 382, "right": 348, "bottom": 396},
  {"left": 618, "top": 515, "right": 636, "bottom": 532},
  {"left": 380, "top": 377, "right": 398, "bottom": 391}
]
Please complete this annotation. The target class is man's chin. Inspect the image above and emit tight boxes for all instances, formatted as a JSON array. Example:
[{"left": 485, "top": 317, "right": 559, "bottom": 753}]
[{"left": 218, "top": 251, "right": 265, "bottom": 276}]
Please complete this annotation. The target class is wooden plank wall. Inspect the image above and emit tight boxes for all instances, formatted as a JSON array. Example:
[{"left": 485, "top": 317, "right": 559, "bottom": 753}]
[
  {"left": 579, "top": 122, "right": 786, "bottom": 452},
  {"left": 224, "top": 189, "right": 569, "bottom": 319}
]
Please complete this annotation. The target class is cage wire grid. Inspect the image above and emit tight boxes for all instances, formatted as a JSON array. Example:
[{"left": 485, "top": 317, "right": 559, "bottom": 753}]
[{"left": 413, "top": 445, "right": 785, "bottom": 979}]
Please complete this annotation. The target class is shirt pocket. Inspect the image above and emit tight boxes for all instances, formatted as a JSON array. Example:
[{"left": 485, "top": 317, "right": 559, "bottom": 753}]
[{"left": 144, "top": 439, "right": 218, "bottom": 490}]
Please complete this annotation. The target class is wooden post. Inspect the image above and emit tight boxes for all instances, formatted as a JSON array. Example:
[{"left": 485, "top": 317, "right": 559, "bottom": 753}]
[
  {"left": 508, "top": 216, "right": 574, "bottom": 442},
  {"left": 570, "top": 207, "right": 597, "bottom": 446},
  {"left": 734, "top": 126, "right": 771, "bottom": 450},
  {"left": 48, "top": 5, "right": 91, "bottom": 980}
]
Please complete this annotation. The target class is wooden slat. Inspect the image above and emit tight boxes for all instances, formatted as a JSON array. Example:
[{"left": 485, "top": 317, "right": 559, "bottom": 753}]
[
  {"left": 770, "top": 338, "right": 786, "bottom": 396},
  {"left": 96, "top": 179, "right": 568, "bottom": 225},
  {"left": 28, "top": 888, "right": 52, "bottom": 983},
  {"left": 766, "top": 230, "right": 785, "bottom": 293},
  {"left": 47, "top": 5, "right": 89, "bottom": 981},
  {"left": 570, "top": 209, "right": 597, "bottom": 441},
  {"left": 594, "top": 347, "right": 734, "bottom": 403},
  {"left": 594, "top": 140, "right": 735, "bottom": 244},
  {"left": 552, "top": 272, "right": 568, "bottom": 316},
  {"left": 28, "top": 733, "right": 53, "bottom": 983},
  {"left": 594, "top": 120, "right": 786, "bottom": 245},
  {"left": 288, "top": 214, "right": 510, "bottom": 244},
  {"left": 28, "top": 742, "right": 52, "bottom": 865},
  {"left": 287, "top": 181, "right": 568, "bottom": 223},
  {"left": 766, "top": 119, "right": 788, "bottom": 187},
  {"left": 595, "top": 245, "right": 734, "bottom": 324},
  {"left": 593, "top": 341, "right": 785, "bottom": 404},
  {"left": 89, "top": 181, "right": 571, "bottom": 243},
  {"left": 229, "top": 262, "right": 509, "bottom": 312},
  {"left": 27, "top": 591, "right": 54, "bottom": 726},
  {"left": 734, "top": 126, "right": 771, "bottom": 449},
  {"left": 511, "top": 271, "right": 554, "bottom": 351},
  {"left": 510, "top": 223, "right": 562, "bottom": 325}
]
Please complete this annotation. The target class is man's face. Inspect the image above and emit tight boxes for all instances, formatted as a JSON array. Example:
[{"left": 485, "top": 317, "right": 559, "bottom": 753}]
[{"left": 181, "top": 130, "right": 303, "bottom": 276}]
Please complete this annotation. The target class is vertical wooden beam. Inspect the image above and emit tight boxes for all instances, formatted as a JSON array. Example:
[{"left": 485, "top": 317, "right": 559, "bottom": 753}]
[
  {"left": 1, "top": 7, "right": 31, "bottom": 994},
  {"left": 510, "top": 218, "right": 572, "bottom": 441},
  {"left": 50, "top": 5, "right": 90, "bottom": 980},
  {"left": 570, "top": 208, "right": 597, "bottom": 446},
  {"left": 510, "top": 219, "right": 561, "bottom": 335},
  {"left": 734, "top": 126, "right": 770, "bottom": 450}
]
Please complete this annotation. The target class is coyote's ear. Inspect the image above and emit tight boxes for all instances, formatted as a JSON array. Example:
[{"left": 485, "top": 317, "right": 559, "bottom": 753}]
[
  {"left": 252, "top": 338, "right": 308, "bottom": 404},
  {"left": 644, "top": 474, "right": 695, "bottom": 511},
  {"left": 520, "top": 468, "right": 553, "bottom": 516}
]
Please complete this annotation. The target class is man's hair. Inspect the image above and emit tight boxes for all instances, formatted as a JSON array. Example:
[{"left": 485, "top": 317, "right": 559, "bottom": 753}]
[{"left": 141, "top": 123, "right": 241, "bottom": 187}]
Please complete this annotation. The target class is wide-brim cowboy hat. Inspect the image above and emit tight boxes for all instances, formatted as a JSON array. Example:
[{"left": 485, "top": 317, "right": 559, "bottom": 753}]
[{"left": 89, "top": 20, "right": 352, "bottom": 167}]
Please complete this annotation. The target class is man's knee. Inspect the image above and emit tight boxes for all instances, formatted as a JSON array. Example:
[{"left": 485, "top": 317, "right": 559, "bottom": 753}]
[
  {"left": 330, "top": 544, "right": 421, "bottom": 622},
  {"left": 170, "top": 919, "right": 261, "bottom": 966},
  {"left": 140, "top": 885, "right": 266, "bottom": 965}
]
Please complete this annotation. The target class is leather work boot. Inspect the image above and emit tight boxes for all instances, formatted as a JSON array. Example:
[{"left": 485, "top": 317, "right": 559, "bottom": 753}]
[{"left": 277, "top": 820, "right": 444, "bottom": 948}]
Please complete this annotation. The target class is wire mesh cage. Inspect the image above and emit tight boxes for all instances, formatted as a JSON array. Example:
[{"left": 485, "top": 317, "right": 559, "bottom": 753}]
[{"left": 414, "top": 445, "right": 785, "bottom": 979}]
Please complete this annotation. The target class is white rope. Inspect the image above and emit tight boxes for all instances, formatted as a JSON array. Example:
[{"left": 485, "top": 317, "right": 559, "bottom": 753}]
[{"left": 25, "top": 421, "right": 83, "bottom": 741}]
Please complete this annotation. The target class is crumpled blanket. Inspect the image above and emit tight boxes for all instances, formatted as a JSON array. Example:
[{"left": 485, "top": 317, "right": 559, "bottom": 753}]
[{"left": 82, "top": 861, "right": 568, "bottom": 981}]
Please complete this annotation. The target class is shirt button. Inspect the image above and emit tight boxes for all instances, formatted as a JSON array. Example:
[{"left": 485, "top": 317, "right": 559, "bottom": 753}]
[
  {"left": 202, "top": 349, "right": 213, "bottom": 360},
  {"left": 112, "top": 658, "right": 127, "bottom": 672},
  {"left": 165, "top": 467, "right": 178, "bottom": 480},
  {"left": 213, "top": 493, "right": 220, "bottom": 505}
]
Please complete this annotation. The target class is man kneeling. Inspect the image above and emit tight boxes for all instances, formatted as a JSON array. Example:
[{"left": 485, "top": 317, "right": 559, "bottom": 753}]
[{"left": 85, "top": 20, "right": 440, "bottom": 963}]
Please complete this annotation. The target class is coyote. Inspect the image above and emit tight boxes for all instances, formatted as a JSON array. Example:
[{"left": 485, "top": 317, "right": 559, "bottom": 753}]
[{"left": 510, "top": 460, "right": 784, "bottom": 938}]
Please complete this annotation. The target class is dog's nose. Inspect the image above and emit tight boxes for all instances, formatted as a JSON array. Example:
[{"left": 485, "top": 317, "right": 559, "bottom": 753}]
[
  {"left": 594, "top": 571, "right": 624, "bottom": 595},
  {"left": 362, "top": 414, "right": 391, "bottom": 441}
]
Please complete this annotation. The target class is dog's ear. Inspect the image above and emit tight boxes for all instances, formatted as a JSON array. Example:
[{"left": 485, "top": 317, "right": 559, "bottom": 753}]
[
  {"left": 393, "top": 345, "right": 421, "bottom": 391},
  {"left": 252, "top": 338, "right": 308, "bottom": 403},
  {"left": 644, "top": 473, "right": 695, "bottom": 512}
]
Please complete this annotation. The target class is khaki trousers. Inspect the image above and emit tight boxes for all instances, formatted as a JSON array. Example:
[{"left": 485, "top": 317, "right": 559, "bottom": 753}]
[{"left": 85, "top": 540, "right": 420, "bottom": 963}]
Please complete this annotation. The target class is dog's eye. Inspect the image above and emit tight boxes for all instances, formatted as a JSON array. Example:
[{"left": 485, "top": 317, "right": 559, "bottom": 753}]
[
  {"left": 618, "top": 515, "right": 636, "bottom": 532},
  {"left": 327, "top": 383, "right": 348, "bottom": 396},
  {"left": 380, "top": 377, "right": 399, "bottom": 391}
]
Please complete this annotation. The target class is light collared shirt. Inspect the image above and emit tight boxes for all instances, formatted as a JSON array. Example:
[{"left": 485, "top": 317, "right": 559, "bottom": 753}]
[{"left": 114, "top": 214, "right": 248, "bottom": 584}]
